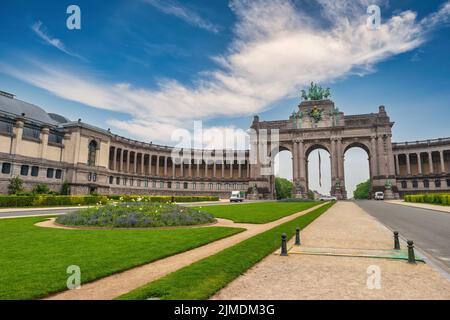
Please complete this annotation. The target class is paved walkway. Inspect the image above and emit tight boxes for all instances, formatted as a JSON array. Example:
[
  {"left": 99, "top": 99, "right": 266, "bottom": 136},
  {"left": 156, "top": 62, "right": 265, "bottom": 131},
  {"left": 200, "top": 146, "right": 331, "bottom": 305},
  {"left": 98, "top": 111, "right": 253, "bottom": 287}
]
[
  {"left": 212, "top": 202, "right": 450, "bottom": 300},
  {"left": 45, "top": 202, "right": 327, "bottom": 300},
  {"left": 385, "top": 200, "right": 450, "bottom": 213}
]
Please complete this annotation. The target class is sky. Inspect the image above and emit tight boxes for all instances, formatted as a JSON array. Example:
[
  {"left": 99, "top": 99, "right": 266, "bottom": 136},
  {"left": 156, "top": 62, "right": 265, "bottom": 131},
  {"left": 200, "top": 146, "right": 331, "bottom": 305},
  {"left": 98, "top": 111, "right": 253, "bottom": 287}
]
[{"left": 0, "top": 0, "right": 449, "bottom": 197}]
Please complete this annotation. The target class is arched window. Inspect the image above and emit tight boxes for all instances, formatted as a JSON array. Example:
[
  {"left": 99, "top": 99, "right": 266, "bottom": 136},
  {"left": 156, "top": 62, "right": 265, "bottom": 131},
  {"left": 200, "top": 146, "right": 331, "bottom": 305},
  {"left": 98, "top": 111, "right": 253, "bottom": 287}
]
[{"left": 88, "top": 140, "right": 98, "bottom": 166}]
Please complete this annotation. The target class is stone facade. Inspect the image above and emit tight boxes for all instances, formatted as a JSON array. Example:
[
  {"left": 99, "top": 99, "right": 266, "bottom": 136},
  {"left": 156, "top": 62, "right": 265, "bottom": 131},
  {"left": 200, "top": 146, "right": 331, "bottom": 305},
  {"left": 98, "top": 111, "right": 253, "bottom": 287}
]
[
  {"left": 0, "top": 92, "right": 448, "bottom": 199},
  {"left": 249, "top": 100, "right": 450, "bottom": 199}
]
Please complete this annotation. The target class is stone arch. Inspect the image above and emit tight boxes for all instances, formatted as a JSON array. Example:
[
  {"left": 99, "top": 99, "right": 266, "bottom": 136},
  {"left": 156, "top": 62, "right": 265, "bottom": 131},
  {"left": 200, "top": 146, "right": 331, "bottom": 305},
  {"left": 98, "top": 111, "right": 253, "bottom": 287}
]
[
  {"left": 88, "top": 139, "right": 98, "bottom": 166},
  {"left": 343, "top": 140, "right": 372, "bottom": 198}
]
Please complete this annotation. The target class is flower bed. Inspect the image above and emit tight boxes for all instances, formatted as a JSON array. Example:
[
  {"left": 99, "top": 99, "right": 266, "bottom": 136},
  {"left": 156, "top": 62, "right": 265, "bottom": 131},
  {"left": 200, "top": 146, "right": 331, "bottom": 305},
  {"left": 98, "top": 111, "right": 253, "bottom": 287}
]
[
  {"left": 404, "top": 193, "right": 450, "bottom": 206},
  {"left": 107, "top": 195, "right": 219, "bottom": 203},
  {"left": 56, "top": 202, "right": 216, "bottom": 228}
]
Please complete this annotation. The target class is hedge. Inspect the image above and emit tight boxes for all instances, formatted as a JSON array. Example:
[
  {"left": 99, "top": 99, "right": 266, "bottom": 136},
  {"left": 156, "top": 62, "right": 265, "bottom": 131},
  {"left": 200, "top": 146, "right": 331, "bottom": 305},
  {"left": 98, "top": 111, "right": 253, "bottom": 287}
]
[
  {"left": 0, "top": 195, "right": 219, "bottom": 208},
  {"left": 0, "top": 195, "right": 108, "bottom": 208},
  {"left": 404, "top": 194, "right": 450, "bottom": 206},
  {"left": 107, "top": 195, "right": 219, "bottom": 203}
]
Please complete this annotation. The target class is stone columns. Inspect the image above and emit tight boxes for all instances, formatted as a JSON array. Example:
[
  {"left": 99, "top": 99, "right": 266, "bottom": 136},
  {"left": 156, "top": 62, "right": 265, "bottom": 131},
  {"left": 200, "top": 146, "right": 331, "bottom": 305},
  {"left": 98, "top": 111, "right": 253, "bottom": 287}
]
[
  {"left": 188, "top": 160, "right": 192, "bottom": 177},
  {"left": 394, "top": 154, "right": 400, "bottom": 175},
  {"left": 229, "top": 161, "right": 233, "bottom": 178},
  {"left": 370, "top": 135, "right": 378, "bottom": 177},
  {"left": 247, "top": 161, "right": 250, "bottom": 178},
  {"left": 417, "top": 153, "right": 422, "bottom": 175},
  {"left": 119, "top": 149, "right": 124, "bottom": 172},
  {"left": 112, "top": 147, "right": 117, "bottom": 171},
  {"left": 428, "top": 152, "right": 434, "bottom": 174},
  {"left": 164, "top": 156, "right": 168, "bottom": 176},
  {"left": 330, "top": 138, "right": 337, "bottom": 180},
  {"left": 172, "top": 159, "right": 176, "bottom": 177},
  {"left": 298, "top": 140, "right": 305, "bottom": 181},
  {"left": 39, "top": 127, "right": 49, "bottom": 159},
  {"left": 156, "top": 155, "right": 160, "bottom": 176},
  {"left": 440, "top": 151, "right": 445, "bottom": 173},
  {"left": 11, "top": 118, "right": 24, "bottom": 155},
  {"left": 196, "top": 160, "right": 200, "bottom": 177},
  {"left": 180, "top": 159, "right": 184, "bottom": 177},
  {"left": 406, "top": 153, "right": 411, "bottom": 175},
  {"left": 213, "top": 161, "right": 217, "bottom": 178},
  {"left": 292, "top": 141, "right": 299, "bottom": 181},
  {"left": 238, "top": 162, "right": 242, "bottom": 178}
]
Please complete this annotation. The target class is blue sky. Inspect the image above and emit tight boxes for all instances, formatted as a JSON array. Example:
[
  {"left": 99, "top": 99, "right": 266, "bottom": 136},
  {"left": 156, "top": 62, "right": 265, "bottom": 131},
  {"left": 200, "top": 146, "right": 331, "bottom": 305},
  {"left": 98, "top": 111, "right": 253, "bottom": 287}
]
[{"left": 1, "top": 0, "right": 449, "bottom": 195}]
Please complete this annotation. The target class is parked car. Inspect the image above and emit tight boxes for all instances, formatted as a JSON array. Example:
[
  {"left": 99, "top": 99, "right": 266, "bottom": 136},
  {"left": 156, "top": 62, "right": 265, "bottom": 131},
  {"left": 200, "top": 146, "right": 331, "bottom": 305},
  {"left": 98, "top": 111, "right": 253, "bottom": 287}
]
[
  {"left": 374, "top": 192, "right": 384, "bottom": 200},
  {"left": 319, "top": 195, "right": 337, "bottom": 201},
  {"left": 230, "top": 191, "right": 245, "bottom": 202}
]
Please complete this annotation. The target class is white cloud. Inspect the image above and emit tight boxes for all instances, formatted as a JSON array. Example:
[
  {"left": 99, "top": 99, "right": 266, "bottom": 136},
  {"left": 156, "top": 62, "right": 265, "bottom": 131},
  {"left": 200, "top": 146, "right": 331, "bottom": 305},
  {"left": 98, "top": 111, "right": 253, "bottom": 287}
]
[
  {"left": 4, "top": 0, "right": 450, "bottom": 146},
  {"left": 144, "top": 0, "right": 220, "bottom": 33},
  {"left": 31, "top": 21, "right": 86, "bottom": 61}
]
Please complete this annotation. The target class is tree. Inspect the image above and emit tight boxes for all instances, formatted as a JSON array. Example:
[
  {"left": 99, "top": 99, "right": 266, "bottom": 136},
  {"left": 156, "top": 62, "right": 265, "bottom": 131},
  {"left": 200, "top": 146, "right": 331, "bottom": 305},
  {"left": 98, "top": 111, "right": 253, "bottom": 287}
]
[
  {"left": 275, "top": 177, "right": 293, "bottom": 200},
  {"left": 8, "top": 177, "right": 24, "bottom": 195},
  {"left": 354, "top": 180, "right": 371, "bottom": 199},
  {"left": 33, "top": 183, "right": 50, "bottom": 194}
]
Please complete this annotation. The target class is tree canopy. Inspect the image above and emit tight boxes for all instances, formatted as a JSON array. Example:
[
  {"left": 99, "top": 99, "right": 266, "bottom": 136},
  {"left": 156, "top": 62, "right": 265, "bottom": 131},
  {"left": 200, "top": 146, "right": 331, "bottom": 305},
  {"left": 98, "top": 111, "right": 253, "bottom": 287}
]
[
  {"left": 353, "top": 179, "right": 371, "bottom": 199},
  {"left": 275, "top": 177, "right": 293, "bottom": 199}
]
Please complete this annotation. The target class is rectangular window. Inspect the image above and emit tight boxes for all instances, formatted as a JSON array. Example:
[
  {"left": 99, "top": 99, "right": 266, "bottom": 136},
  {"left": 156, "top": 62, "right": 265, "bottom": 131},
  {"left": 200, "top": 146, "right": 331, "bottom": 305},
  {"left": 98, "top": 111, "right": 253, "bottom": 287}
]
[
  {"left": 123, "top": 178, "right": 127, "bottom": 186},
  {"left": 20, "top": 165, "right": 29, "bottom": 176},
  {"left": 209, "top": 183, "right": 213, "bottom": 190},
  {"left": 93, "top": 173, "right": 97, "bottom": 182},
  {"left": 0, "top": 120, "right": 12, "bottom": 134},
  {"left": 176, "top": 182, "right": 180, "bottom": 189},
  {"left": 48, "top": 132, "right": 63, "bottom": 144},
  {"left": 435, "top": 179, "right": 441, "bottom": 188},
  {"left": 23, "top": 126, "right": 40, "bottom": 140},
  {"left": 217, "top": 184, "right": 221, "bottom": 190},
  {"left": 88, "top": 172, "right": 92, "bottom": 182},
  {"left": 47, "top": 168, "right": 54, "bottom": 179},
  {"left": 144, "top": 180, "right": 148, "bottom": 187},
  {"left": 401, "top": 181, "right": 407, "bottom": 189},
  {"left": 109, "top": 176, "right": 114, "bottom": 184},
  {"left": 152, "top": 180, "right": 156, "bottom": 188},
  {"left": 31, "top": 166, "right": 39, "bottom": 177},
  {"left": 167, "top": 181, "right": 172, "bottom": 189},
  {"left": 423, "top": 179, "right": 429, "bottom": 188},
  {"left": 447, "top": 179, "right": 450, "bottom": 187},
  {"left": 412, "top": 180, "right": 418, "bottom": 188},
  {"left": 55, "top": 169, "right": 62, "bottom": 179},
  {"left": 130, "top": 179, "right": 134, "bottom": 186},
  {"left": 192, "top": 183, "right": 196, "bottom": 190},
  {"left": 116, "top": 177, "right": 120, "bottom": 185},
  {"left": 184, "top": 182, "right": 188, "bottom": 189},
  {"left": 1, "top": 163, "right": 11, "bottom": 174},
  {"left": 160, "top": 181, "right": 164, "bottom": 188}
]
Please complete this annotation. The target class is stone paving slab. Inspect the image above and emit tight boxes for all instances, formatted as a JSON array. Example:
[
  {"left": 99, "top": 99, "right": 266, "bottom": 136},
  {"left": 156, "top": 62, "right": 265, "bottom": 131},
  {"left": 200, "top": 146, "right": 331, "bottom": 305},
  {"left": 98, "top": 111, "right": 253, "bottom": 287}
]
[
  {"left": 284, "top": 246, "right": 425, "bottom": 262},
  {"left": 212, "top": 201, "right": 450, "bottom": 300}
]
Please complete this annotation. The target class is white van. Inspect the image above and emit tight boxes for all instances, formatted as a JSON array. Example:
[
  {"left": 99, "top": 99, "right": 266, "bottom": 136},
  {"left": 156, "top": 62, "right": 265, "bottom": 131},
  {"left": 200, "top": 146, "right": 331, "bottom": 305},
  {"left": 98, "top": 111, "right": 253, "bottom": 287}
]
[
  {"left": 374, "top": 192, "right": 384, "bottom": 200},
  {"left": 230, "top": 191, "right": 245, "bottom": 202}
]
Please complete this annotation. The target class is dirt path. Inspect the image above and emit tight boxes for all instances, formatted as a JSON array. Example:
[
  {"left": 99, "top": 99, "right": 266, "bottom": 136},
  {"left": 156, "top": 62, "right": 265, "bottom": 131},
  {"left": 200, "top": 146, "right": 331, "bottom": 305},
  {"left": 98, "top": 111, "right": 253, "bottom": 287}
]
[
  {"left": 45, "top": 203, "right": 327, "bottom": 300},
  {"left": 212, "top": 201, "right": 450, "bottom": 300}
]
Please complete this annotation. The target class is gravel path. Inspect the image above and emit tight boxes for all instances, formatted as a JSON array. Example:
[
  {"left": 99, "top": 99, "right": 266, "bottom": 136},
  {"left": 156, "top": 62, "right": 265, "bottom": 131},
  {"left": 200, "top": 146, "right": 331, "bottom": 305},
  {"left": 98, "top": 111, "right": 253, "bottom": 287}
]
[
  {"left": 45, "top": 202, "right": 327, "bottom": 300},
  {"left": 212, "top": 201, "right": 450, "bottom": 300}
]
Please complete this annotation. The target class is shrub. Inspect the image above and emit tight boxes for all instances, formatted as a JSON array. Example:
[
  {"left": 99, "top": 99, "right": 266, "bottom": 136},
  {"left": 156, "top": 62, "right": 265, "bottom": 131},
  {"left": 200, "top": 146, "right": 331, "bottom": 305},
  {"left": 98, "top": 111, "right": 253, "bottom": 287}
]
[
  {"left": 0, "top": 195, "right": 108, "bottom": 208},
  {"left": 60, "top": 180, "right": 70, "bottom": 195},
  {"left": 56, "top": 202, "right": 216, "bottom": 228},
  {"left": 33, "top": 184, "right": 50, "bottom": 195},
  {"left": 8, "top": 177, "right": 23, "bottom": 195},
  {"left": 107, "top": 195, "right": 219, "bottom": 203},
  {"left": 404, "top": 193, "right": 450, "bottom": 206}
]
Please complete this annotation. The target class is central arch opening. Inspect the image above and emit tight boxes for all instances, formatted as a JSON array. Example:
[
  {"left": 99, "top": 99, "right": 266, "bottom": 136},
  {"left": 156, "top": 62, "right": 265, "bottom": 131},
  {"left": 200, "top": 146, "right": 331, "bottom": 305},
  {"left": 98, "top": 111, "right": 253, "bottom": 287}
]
[
  {"left": 273, "top": 148, "right": 293, "bottom": 199},
  {"left": 344, "top": 143, "right": 370, "bottom": 199},
  {"left": 306, "top": 145, "right": 331, "bottom": 197}
]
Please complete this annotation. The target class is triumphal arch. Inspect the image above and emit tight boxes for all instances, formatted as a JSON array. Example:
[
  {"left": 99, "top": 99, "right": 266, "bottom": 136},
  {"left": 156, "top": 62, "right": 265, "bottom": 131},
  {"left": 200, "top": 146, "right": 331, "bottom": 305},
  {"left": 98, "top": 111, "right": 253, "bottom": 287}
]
[{"left": 249, "top": 84, "right": 398, "bottom": 200}]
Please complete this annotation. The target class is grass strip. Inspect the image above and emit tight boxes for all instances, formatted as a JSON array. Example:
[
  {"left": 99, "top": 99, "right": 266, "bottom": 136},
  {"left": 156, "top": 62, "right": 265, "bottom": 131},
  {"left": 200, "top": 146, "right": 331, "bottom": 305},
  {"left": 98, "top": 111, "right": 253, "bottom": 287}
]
[
  {"left": 118, "top": 202, "right": 334, "bottom": 300},
  {"left": 194, "top": 201, "right": 319, "bottom": 224}
]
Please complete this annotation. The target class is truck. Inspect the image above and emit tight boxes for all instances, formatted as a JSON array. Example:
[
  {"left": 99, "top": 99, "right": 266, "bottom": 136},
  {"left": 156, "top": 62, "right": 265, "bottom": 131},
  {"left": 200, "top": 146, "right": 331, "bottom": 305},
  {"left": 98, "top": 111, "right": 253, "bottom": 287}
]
[{"left": 230, "top": 191, "right": 245, "bottom": 202}]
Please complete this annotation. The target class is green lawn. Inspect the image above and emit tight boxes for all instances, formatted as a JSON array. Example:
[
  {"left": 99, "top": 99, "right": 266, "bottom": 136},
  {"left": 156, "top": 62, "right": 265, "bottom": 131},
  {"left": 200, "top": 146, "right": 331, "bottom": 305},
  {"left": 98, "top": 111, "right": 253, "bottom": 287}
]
[
  {"left": 0, "top": 217, "right": 243, "bottom": 300},
  {"left": 194, "top": 201, "right": 319, "bottom": 224},
  {"left": 118, "top": 202, "right": 333, "bottom": 300}
]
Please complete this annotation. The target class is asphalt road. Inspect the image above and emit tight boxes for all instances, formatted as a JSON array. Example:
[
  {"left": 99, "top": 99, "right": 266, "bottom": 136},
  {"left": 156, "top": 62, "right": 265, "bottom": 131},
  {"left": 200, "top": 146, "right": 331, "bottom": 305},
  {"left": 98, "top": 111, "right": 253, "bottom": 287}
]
[{"left": 355, "top": 200, "right": 450, "bottom": 274}]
